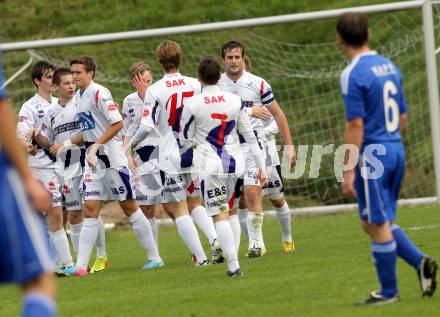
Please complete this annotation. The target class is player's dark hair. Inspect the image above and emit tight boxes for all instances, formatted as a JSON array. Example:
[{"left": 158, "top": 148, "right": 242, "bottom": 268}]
[
  {"left": 70, "top": 55, "right": 97, "bottom": 78},
  {"left": 31, "top": 61, "right": 56, "bottom": 88},
  {"left": 198, "top": 56, "right": 221, "bottom": 85},
  {"left": 221, "top": 40, "right": 245, "bottom": 59},
  {"left": 53, "top": 67, "right": 72, "bottom": 85},
  {"left": 336, "top": 12, "right": 369, "bottom": 47},
  {"left": 156, "top": 40, "right": 182, "bottom": 72}
]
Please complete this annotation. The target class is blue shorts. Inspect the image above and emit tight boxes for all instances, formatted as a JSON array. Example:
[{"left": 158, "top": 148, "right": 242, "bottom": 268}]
[
  {"left": 0, "top": 154, "right": 54, "bottom": 285},
  {"left": 355, "top": 142, "right": 405, "bottom": 224}
]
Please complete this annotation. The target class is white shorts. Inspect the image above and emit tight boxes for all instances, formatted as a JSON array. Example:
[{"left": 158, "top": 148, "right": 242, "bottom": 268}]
[
  {"left": 200, "top": 174, "right": 237, "bottom": 216},
  {"left": 262, "top": 165, "right": 284, "bottom": 200},
  {"left": 160, "top": 171, "right": 201, "bottom": 203},
  {"left": 62, "top": 176, "right": 83, "bottom": 211},
  {"left": 136, "top": 172, "right": 162, "bottom": 206},
  {"left": 83, "top": 167, "right": 136, "bottom": 201},
  {"left": 243, "top": 147, "right": 267, "bottom": 187},
  {"left": 33, "top": 169, "right": 62, "bottom": 208}
]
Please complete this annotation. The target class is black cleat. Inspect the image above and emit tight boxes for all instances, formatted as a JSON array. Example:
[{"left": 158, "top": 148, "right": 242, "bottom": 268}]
[
  {"left": 227, "top": 269, "right": 243, "bottom": 278},
  {"left": 355, "top": 291, "right": 400, "bottom": 306},
  {"left": 418, "top": 256, "right": 438, "bottom": 297}
]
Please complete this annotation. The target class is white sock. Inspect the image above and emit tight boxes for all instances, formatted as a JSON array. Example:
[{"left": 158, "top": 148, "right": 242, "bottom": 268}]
[
  {"left": 276, "top": 202, "right": 293, "bottom": 242},
  {"left": 191, "top": 205, "right": 217, "bottom": 245},
  {"left": 175, "top": 215, "right": 207, "bottom": 263},
  {"left": 215, "top": 220, "right": 239, "bottom": 272},
  {"left": 129, "top": 209, "right": 161, "bottom": 262},
  {"left": 238, "top": 208, "right": 248, "bottom": 238},
  {"left": 149, "top": 218, "right": 159, "bottom": 248},
  {"left": 50, "top": 229, "right": 73, "bottom": 268},
  {"left": 96, "top": 216, "right": 107, "bottom": 258},
  {"left": 70, "top": 222, "right": 82, "bottom": 256},
  {"left": 76, "top": 218, "right": 99, "bottom": 269},
  {"left": 228, "top": 215, "right": 241, "bottom": 252},
  {"left": 247, "top": 211, "right": 264, "bottom": 249}
]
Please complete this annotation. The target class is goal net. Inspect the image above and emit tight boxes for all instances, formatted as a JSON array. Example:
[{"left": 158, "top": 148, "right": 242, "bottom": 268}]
[{"left": 2, "top": 2, "right": 440, "bottom": 208}]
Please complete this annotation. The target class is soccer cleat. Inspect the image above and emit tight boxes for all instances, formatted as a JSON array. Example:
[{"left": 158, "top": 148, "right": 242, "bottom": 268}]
[
  {"left": 211, "top": 239, "right": 225, "bottom": 264},
  {"left": 282, "top": 241, "right": 295, "bottom": 253},
  {"left": 227, "top": 268, "right": 244, "bottom": 278},
  {"left": 143, "top": 260, "right": 165, "bottom": 270},
  {"left": 195, "top": 259, "right": 210, "bottom": 267},
  {"left": 90, "top": 257, "right": 108, "bottom": 274},
  {"left": 244, "top": 247, "right": 268, "bottom": 257},
  {"left": 355, "top": 291, "right": 400, "bottom": 306},
  {"left": 60, "top": 265, "right": 88, "bottom": 277},
  {"left": 418, "top": 256, "right": 438, "bottom": 297}
]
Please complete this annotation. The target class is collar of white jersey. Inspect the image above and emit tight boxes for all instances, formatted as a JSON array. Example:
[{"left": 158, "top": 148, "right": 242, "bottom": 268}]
[
  {"left": 351, "top": 50, "right": 377, "bottom": 63},
  {"left": 79, "top": 80, "right": 96, "bottom": 97},
  {"left": 163, "top": 72, "right": 182, "bottom": 78},
  {"left": 202, "top": 85, "right": 221, "bottom": 93},
  {"left": 34, "top": 93, "right": 54, "bottom": 105},
  {"left": 224, "top": 70, "right": 248, "bottom": 84}
]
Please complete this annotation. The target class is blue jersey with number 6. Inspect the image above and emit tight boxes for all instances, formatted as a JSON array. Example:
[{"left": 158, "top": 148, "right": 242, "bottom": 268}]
[{"left": 340, "top": 51, "right": 407, "bottom": 143}]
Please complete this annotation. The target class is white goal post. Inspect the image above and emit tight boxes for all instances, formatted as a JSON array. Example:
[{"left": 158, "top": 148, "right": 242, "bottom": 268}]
[{"left": 1, "top": 0, "right": 439, "bottom": 214}]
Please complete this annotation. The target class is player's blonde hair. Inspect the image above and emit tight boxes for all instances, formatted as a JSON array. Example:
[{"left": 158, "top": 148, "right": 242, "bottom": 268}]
[
  {"left": 129, "top": 62, "right": 151, "bottom": 79},
  {"left": 156, "top": 40, "right": 182, "bottom": 72}
]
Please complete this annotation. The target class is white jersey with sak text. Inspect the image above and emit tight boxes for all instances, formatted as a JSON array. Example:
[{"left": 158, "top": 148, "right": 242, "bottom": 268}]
[
  {"left": 76, "top": 80, "right": 126, "bottom": 169},
  {"left": 17, "top": 93, "right": 58, "bottom": 170},
  {"left": 132, "top": 73, "right": 201, "bottom": 174},
  {"left": 218, "top": 71, "right": 276, "bottom": 145},
  {"left": 122, "top": 91, "right": 160, "bottom": 175},
  {"left": 179, "top": 85, "right": 265, "bottom": 176},
  {"left": 41, "top": 97, "right": 85, "bottom": 180}
]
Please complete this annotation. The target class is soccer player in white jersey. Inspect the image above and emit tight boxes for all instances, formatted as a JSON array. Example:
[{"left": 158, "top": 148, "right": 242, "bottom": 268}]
[
  {"left": 181, "top": 56, "right": 267, "bottom": 277},
  {"left": 219, "top": 40, "right": 296, "bottom": 257},
  {"left": 17, "top": 61, "right": 74, "bottom": 269},
  {"left": 236, "top": 57, "right": 294, "bottom": 252},
  {"left": 35, "top": 68, "right": 108, "bottom": 273},
  {"left": 132, "top": 41, "right": 210, "bottom": 265},
  {"left": 59, "top": 55, "right": 162, "bottom": 276},
  {"left": 122, "top": 62, "right": 160, "bottom": 249}
]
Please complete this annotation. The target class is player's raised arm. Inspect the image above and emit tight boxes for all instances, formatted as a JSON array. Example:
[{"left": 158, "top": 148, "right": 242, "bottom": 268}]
[{"left": 131, "top": 90, "right": 159, "bottom": 147}]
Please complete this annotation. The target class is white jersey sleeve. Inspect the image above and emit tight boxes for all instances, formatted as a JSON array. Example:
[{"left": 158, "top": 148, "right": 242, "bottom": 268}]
[
  {"left": 179, "top": 98, "right": 196, "bottom": 149},
  {"left": 17, "top": 103, "right": 36, "bottom": 140},
  {"left": 97, "top": 87, "right": 122, "bottom": 125}
]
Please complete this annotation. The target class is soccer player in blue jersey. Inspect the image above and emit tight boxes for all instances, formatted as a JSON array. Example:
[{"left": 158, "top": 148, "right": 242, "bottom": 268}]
[
  {"left": 0, "top": 52, "right": 57, "bottom": 316},
  {"left": 337, "top": 12, "right": 437, "bottom": 305}
]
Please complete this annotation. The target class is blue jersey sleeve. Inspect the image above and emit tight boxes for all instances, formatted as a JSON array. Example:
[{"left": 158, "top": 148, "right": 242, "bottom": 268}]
[
  {"left": 0, "top": 51, "right": 7, "bottom": 99},
  {"left": 342, "top": 75, "right": 366, "bottom": 121}
]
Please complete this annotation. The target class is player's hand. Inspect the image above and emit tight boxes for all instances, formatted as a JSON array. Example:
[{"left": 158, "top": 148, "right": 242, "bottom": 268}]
[
  {"left": 251, "top": 105, "right": 272, "bottom": 120},
  {"left": 50, "top": 144, "right": 63, "bottom": 156},
  {"left": 86, "top": 143, "right": 101, "bottom": 169},
  {"left": 341, "top": 169, "right": 356, "bottom": 198},
  {"left": 256, "top": 168, "right": 268, "bottom": 187},
  {"left": 283, "top": 144, "right": 297, "bottom": 167},
  {"left": 131, "top": 73, "right": 149, "bottom": 94},
  {"left": 23, "top": 178, "right": 51, "bottom": 213},
  {"left": 27, "top": 144, "right": 38, "bottom": 156}
]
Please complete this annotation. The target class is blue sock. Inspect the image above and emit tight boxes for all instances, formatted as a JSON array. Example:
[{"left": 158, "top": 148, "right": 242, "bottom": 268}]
[
  {"left": 371, "top": 240, "right": 398, "bottom": 298},
  {"left": 391, "top": 224, "right": 424, "bottom": 270},
  {"left": 22, "top": 293, "right": 56, "bottom": 317}
]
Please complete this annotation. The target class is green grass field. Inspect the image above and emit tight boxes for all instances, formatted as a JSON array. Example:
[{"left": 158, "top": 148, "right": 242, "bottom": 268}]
[{"left": 0, "top": 205, "right": 439, "bottom": 316}]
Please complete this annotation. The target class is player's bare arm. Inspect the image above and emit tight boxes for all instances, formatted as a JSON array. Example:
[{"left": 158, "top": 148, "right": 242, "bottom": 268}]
[
  {"left": 267, "top": 100, "right": 297, "bottom": 166},
  {"left": 341, "top": 118, "right": 363, "bottom": 198}
]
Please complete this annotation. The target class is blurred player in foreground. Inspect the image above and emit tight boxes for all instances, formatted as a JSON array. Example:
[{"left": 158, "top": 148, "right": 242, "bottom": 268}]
[{"left": 0, "top": 51, "right": 56, "bottom": 316}]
